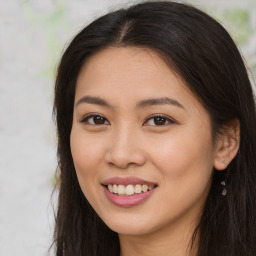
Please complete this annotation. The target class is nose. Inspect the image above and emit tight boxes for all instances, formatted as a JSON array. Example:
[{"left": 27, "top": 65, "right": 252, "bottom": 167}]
[{"left": 105, "top": 125, "right": 146, "bottom": 169}]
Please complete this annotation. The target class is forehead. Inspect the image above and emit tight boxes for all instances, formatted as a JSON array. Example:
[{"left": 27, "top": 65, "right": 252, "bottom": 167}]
[
  {"left": 75, "top": 46, "right": 212, "bottom": 129},
  {"left": 76, "top": 47, "right": 190, "bottom": 98},
  {"left": 76, "top": 47, "right": 206, "bottom": 114}
]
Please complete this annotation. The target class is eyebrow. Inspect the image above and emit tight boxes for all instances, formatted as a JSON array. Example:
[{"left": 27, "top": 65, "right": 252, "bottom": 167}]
[
  {"left": 76, "top": 96, "right": 112, "bottom": 108},
  {"left": 76, "top": 96, "right": 184, "bottom": 109},
  {"left": 136, "top": 97, "right": 184, "bottom": 109}
]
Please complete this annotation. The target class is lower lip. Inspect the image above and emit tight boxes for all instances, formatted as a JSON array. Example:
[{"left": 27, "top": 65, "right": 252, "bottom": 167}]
[{"left": 103, "top": 186, "right": 156, "bottom": 207}]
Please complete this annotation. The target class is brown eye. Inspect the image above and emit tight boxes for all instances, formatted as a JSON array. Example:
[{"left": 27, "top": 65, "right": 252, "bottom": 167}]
[
  {"left": 93, "top": 116, "right": 106, "bottom": 124},
  {"left": 153, "top": 116, "right": 167, "bottom": 125},
  {"left": 81, "top": 114, "right": 109, "bottom": 125},
  {"left": 144, "top": 115, "right": 175, "bottom": 126}
]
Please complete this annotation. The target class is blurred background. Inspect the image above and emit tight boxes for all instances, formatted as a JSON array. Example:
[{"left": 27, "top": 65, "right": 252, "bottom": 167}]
[{"left": 0, "top": 0, "right": 255, "bottom": 255}]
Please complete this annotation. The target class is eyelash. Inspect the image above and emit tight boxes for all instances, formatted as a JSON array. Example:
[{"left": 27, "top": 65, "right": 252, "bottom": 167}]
[
  {"left": 80, "top": 113, "right": 175, "bottom": 126},
  {"left": 80, "top": 113, "right": 110, "bottom": 125},
  {"left": 144, "top": 114, "right": 175, "bottom": 126}
]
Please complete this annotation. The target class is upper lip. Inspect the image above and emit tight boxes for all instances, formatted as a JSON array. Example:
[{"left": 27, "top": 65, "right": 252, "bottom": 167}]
[{"left": 101, "top": 176, "right": 157, "bottom": 186}]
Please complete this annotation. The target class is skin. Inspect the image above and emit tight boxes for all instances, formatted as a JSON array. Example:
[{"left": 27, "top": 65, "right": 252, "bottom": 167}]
[{"left": 70, "top": 46, "right": 240, "bottom": 256}]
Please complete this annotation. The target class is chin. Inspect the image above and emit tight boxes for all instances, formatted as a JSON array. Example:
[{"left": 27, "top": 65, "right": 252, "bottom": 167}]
[
  {"left": 101, "top": 213, "right": 160, "bottom": 236},
  {"left": 109, "top": 223, "right": 152, "bottom": 236}
]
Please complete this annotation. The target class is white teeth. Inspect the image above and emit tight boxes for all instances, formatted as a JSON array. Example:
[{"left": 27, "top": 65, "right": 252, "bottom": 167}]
[
  {"left": 142, "top": 184, "right": 148, "bottom": 192},
  {"left": 108, "top": 184, "right": 113, "bottom": 193},
  {"left": 107, "top": 184, "right": 155, "bottom": 196},
  {"left": 126, "top": 185, "right": 135, "bottom": 195},
  {"left": 117, "top": 185, "right": 126, "bottom": 195},
  {"left": 113, "top": 184, "right": 118, "bottom": 194},
  {"left": 134, "top": 184, "right": 142, "bottom": 194},
  {"left": 148, "top": 185, "right": 154, "bottom": 191}
]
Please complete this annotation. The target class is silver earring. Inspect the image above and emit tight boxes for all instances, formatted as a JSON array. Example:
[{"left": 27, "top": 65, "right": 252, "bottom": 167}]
[{"left": 221, "top": 181, "right": 227, "bottom": 196}]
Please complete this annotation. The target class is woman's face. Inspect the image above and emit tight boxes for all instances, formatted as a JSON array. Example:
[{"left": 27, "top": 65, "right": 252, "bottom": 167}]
[{"left": 70, "top": 47, "right": 217, "bottom": 236}]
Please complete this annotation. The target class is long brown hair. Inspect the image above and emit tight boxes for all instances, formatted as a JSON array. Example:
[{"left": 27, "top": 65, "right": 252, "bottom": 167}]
[{"left": 52, "top": 1, "right": 256, "bottom": 255}]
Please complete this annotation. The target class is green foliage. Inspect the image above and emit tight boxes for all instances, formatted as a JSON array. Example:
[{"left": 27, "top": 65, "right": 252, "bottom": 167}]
[
  {"left": 210, "top": 8, "right": 251, "bottom": 45},
  {"left": 223, "top": 8, "right": 251, "bottom": 45},
  {"left": 22, "top": 0, "right": 71, "bottom": 80}
]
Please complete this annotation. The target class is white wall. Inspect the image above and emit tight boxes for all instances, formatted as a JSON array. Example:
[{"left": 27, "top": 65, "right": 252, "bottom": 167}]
[{"left": 0, "top": 1, "right": 255, "bottom": 255}]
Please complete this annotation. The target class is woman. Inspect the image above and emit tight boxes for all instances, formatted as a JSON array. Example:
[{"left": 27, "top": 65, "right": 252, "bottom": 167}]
[{"left": 52, "top": 1, "right": 256, "bottom": 256}]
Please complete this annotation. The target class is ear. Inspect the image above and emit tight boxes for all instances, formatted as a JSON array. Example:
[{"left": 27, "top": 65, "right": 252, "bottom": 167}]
[{"left": 214, "top": 118, "right": 240, "bottom": 171}]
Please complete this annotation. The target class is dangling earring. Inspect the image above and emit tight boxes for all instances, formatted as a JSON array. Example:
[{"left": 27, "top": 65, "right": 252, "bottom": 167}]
[{"left": 221, "top": 181, "right": 227, "bottom": 196}]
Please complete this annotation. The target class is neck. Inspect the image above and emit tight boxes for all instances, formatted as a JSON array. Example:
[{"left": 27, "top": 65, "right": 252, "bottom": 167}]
[{"left": 119, "top": 218, "right": 199, "bottom": 256}]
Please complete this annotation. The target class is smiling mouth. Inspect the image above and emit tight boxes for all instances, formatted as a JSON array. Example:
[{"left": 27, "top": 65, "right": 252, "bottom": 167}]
[{"left": 105, "top": 184, "right": 157, "bottom": 196}]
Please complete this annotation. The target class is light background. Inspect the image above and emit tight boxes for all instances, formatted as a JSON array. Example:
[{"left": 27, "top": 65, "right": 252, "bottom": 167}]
[{"left": 0, "top": 0, "right": 255, "bottom": 255}]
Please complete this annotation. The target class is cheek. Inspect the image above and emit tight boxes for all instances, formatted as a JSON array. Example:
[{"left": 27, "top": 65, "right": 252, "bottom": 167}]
[
  {"left": 70, "top": 129, "right": 104, "bottom": 169},
  {"left": 147, "top": 128, "right": 214, "bottom": 191},
  {"left": 143, "top": 132, "right": 214, "bottom": 226},
  {"left": 70, "top": 129, "right": 105, "bottom": 196}
]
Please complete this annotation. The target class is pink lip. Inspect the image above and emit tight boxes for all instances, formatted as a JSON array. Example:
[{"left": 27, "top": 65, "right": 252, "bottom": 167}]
[
  {"left": 102, "top": 176, "right": 157, "bottom": 186},
  {"left": 103, "top": 186, "right": 156, "bottom": 208},
  {"left": 101, "top": 176, "right": 157, "bottom": 208}
]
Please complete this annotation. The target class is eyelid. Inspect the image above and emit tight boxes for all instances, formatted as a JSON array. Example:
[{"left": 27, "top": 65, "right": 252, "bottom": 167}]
[
  {"left": 143, "top": 114, "right": 176, "bottom": 126},
  {"left": 80, "top": 113, "right": 110, "bottom": 125},
  {"left": 79, "top": 113, "right": 176, "bottom": 126}
]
